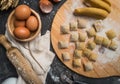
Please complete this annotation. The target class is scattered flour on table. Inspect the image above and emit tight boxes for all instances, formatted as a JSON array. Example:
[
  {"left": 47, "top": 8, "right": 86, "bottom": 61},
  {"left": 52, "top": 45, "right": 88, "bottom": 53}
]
[
  {"left": 63, "top": 0, "right": 84, "bottom": 24},
  {"left": 96, "top": 18, "right": 120, "bottom": 64},
  {"left": 118, "top": 79, "right": 120, "bottom": 81},
  {"left": 23, "top": 1, "right": 29, "bottom": 5}
]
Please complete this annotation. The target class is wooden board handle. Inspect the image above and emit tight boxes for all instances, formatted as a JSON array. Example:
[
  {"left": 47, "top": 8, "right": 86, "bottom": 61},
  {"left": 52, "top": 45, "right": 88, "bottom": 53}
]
[{"left": 0, "top": 34, "right": 42, "bottom": 84}]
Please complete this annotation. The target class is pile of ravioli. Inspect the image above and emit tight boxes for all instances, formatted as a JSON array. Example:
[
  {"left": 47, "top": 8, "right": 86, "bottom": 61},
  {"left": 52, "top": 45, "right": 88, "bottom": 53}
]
[{"left": 58, "top": 19, "right": 118, "bottom": 71}]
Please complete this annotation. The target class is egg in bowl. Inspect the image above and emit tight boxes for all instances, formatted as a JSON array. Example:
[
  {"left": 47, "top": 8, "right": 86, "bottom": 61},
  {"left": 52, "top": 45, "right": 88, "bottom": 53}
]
[{"left": 7, "top": 5, "right": 41, "bottom": 42}]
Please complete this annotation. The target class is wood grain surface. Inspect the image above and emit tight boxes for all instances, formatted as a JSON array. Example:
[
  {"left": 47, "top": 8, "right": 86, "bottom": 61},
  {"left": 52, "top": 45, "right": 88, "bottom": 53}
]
[{"left": 51, "top": 0, "right": 120, "bottom": 78}]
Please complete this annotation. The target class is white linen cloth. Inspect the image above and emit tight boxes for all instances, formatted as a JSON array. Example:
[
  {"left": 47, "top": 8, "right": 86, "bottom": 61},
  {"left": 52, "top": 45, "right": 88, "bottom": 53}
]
[{"left": 5, "top": 29, "right": 55, "bottom": 84}]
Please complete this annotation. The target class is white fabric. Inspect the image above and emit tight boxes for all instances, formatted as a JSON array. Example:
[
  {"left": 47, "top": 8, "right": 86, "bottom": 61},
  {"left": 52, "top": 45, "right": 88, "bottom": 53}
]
[
  {"left": 5, "top": 30, "right": 55, "bottom": 84},
  {"left": 2, "top": 77, "right": 17, "bottom": 84}
]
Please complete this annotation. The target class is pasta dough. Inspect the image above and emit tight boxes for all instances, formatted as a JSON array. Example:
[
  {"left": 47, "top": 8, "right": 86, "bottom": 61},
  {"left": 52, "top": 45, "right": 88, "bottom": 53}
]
[
  {"left": 83, "top": 48, "right": 92, "bottom": 57},
  {"left": 102, "top": 37, "right": 111, "bottom": 47},
  {"left": 58, "top": 41, "right": 69, "bottom": 49},
  {"left": 60, "top": 25, "right": 69, "bottom": 34},
  {"left": 83, "top": 61, "right": 93, "bottom": 71},
  {"left": 77, "top": 19, "right": 87, "bottom": 28},
  {"left": 62, "top": 52, "right": 71, "bottom": 61},
  {"left": 70, "top": 21, "right": 77, "bottom": 31},
  {"left": 70, "top": 32, "right": 79, "bottom": 42},
  {"left": 93, "top": 20, "right": 104, "bottom": 32},
  {"left": 106, "top": 29, "right": 116, "bottom": 39},
  {"left": 89, "top": 52, "right": 98, "bottom": 62},
  {"left": 87, "top": 40, "right": 96, "bottom": 50},
  {"left": 79, "top": 32, "right": 87, "bottom": 42},
  {"left": 73, "top": 59, "right": 81, "bottom": 67},
  {"left": 57, "top": 18, "right": 119, "bottom": 72},
  {"left": 94, "top": 35, "right": 103, "bottom": 45},
  {"left": 75, "top": 42, "right": 85, "bottom": 50},
  {"left": 74, "top": 50, "right": 83, "bottom": 58},
  {"left": 109, "top": 40, "right": 118, "bottom": 51},
  {"left": 87, "top": 27, "right": 96, "bottom": 37}
]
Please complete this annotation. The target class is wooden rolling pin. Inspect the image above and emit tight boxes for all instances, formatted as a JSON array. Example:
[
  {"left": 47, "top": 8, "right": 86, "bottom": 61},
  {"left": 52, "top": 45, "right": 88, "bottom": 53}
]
[{"left": 0, "top": 35, "right": 42, "bottom": 84}]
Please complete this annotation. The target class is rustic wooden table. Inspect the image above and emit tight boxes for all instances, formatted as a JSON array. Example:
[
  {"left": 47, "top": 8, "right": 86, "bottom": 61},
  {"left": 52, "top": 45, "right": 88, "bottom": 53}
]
[{"left": 0, "top": 0, "right": 120, "bottom": 84}]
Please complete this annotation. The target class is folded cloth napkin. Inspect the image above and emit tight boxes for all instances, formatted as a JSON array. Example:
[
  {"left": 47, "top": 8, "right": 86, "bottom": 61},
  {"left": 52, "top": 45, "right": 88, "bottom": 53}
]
[{"left": 5, "top": 29, "right": 55, "bottom": 84}]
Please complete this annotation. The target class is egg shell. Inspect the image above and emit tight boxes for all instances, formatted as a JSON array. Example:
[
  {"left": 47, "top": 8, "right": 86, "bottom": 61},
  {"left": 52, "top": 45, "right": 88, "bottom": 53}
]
[
  {"left": 53, "top": 0, "right": 61, "bottom": 2},
  {"left": 13, "top": 27, "right": 31, "bottom": 39},
  {"left": 15, "top": 5, "right": 31, "bottom": 20},
  {"left": 14, "top": 19, "right": 25, "bottom": 27},
  {"left": 26, "top": 15, "right": 38, "bottom": 32}
]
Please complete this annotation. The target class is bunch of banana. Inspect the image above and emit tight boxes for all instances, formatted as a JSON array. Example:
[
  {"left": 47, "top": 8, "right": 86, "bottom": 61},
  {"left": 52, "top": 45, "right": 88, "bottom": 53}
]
[
  {"left": 74, "top": 0, "right": 111, "bottom": 19},
  {"left": 0, "top": 0, "right": 19, "bottom": 11}
]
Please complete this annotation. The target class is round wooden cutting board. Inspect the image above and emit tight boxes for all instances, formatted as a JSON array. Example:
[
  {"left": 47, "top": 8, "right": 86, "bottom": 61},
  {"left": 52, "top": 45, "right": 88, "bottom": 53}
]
[{"left": 51, "top": 0, "right": 120, "bottom": 78}]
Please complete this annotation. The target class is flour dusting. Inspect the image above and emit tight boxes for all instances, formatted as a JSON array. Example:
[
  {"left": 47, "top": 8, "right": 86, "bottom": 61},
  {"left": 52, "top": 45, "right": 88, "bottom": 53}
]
[
  {"left": 63, "top": 0, "right": 120, "bottom": 64},
  {"left": 96, "top": 18, "right": 120, "bottom": 64},
  {"left": 63, "top": 0, "right": 84, "bottom": 25}
]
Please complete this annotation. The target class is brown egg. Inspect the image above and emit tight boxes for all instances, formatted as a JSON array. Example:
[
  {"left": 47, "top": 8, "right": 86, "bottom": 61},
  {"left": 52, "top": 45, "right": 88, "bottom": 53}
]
[
  {"left": 14, "top": 19, "right": 25, "bottom": 27},
  {"left": 26, "top": 15, "right": 38, "bottom": 32},
  {"left": 13, "top": 27, "right": 30, "bottom": 39},
  {"left": 15, "top": 5, "right": 31, "bottom": 20}
]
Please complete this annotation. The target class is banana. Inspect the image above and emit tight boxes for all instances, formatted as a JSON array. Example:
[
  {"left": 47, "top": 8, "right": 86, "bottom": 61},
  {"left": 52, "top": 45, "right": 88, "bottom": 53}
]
[
  {"left": 101, "top": 0, "right": 111, "bottom": 6},
  {"left": 74, "top": 7, "right": 109, "bottom": 19},
  {"left": 84, "top": 0, "right": 111, "bottom": 13}
]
